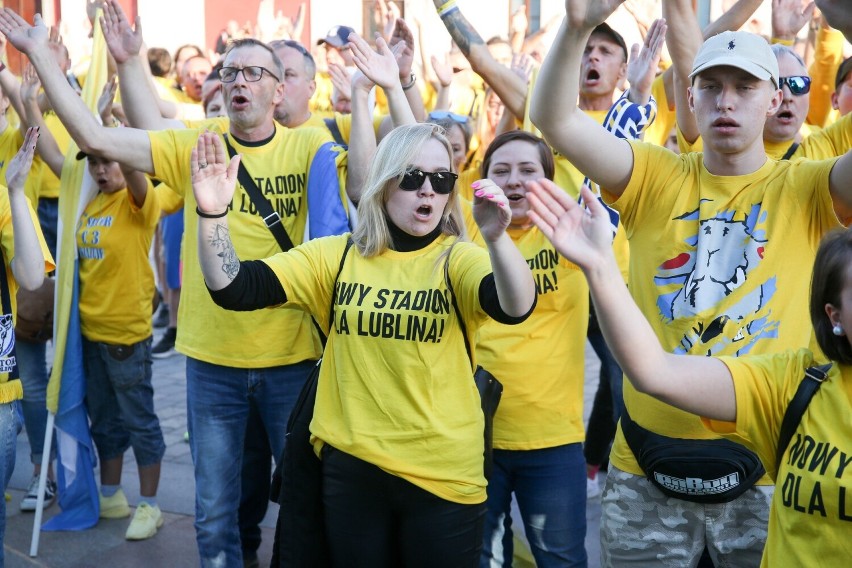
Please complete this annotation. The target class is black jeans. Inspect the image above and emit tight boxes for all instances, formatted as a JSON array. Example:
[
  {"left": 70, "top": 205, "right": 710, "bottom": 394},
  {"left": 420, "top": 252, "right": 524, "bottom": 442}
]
[
  {"left": 238, "top": 403, "right": 272, "bottom": 558},
  {"left": 322, "top": 445, "right": 486, "bottom": 568}
]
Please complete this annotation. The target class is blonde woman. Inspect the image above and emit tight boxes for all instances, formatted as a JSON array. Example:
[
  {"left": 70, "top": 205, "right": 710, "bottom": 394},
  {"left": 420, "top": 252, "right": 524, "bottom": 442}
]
[{"left": 191, "top": 123, "right": 535, "bottom": 567}]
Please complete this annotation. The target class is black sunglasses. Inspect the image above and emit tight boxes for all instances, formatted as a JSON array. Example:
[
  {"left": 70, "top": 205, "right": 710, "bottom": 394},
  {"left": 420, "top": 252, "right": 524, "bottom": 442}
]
[
  {"left": 218, "top": 65, "right": 280, "bottom": 83},
  {"left": 778, "top": 75, "right": 811, "bottom": 96},
  {"left": 399, "top": 169, "right": 458, "bottom": 195}
]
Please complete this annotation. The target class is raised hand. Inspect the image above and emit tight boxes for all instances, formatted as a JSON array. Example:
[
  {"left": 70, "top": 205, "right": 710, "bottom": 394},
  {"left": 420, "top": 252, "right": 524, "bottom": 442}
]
[
  {"left": 771, "top": 0, "right": 816, "bottom": 41},
  {"left": 526, "top": 179, "right": 612, "bottom": 271},
  {"left": 564, "top": 0, "right": 627, "bottom": 32},
  {"left": 471, "top": 179, "right": 511, "bottom": 241},
  {"left": 19, "top": 63, "right": 40, "bottom": 104},
  {"left": 0, "top": 9, "right": 49, "bottom": 55},
  {"left": 626, "top": 18, "right": 666, "bottom": 104},
  {"left": 101, "top": 0, "right": 143, "bottom": 64},
  {"left": 388, "top": 18, "right": 415, "bottom": 78},
  {"left": 510, "top": 52, "right": 536, "bottom": 84},
  {"left": 5, "top": 127, "right": 39, "bottom": 193},
  {"left": 328, "top": 61, "right": 353, "bottom": 101},
  {"left": 349, "top": 32, "right": 400, "bottom": 90},
  {"left": 97, "top": 75, "right": 119, "bottom": 124},
  {"left": 191, "top": 131, "right": 240, "bottom": 215}
]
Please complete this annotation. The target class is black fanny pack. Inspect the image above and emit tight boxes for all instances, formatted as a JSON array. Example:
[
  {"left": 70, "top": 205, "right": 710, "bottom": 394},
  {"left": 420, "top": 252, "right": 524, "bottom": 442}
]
[{"left": 621, "top": 409, "right": 765, "bottom": 503}]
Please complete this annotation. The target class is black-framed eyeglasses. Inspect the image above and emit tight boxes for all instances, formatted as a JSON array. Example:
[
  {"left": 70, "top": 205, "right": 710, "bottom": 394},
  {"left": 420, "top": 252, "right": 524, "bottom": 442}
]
[
  {"left": 218, "top": 66, "right": 280, "bottom": 83},
  {"left": 399, "top": 169, "right": 458, "bottom": 195},
  {"left": 778, "top": 75, "right": 811, "bottom": 96},
  {"left": 428, "top": 111, "right": 469, "bottom": 124}
]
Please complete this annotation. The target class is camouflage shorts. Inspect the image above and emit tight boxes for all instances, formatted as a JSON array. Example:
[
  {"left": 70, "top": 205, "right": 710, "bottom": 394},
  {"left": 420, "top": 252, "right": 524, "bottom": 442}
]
[{"left": 599, "top": 466, "right": 773, "bottom": 568}]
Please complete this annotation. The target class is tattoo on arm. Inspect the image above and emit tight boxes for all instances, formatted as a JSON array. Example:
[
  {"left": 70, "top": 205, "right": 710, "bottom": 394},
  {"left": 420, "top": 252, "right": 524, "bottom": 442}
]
[
  {"left": 210, "top": 223, "right": 240, "bottom": 281},
  {"left": 442, "top": 11, "right": 485, "bottom": 57}
]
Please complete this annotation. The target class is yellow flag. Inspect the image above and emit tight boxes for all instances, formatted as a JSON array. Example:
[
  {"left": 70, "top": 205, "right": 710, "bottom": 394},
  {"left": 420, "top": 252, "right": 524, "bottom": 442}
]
[{"left": 47, "top": 11, "right": 108, "bottom": 413}]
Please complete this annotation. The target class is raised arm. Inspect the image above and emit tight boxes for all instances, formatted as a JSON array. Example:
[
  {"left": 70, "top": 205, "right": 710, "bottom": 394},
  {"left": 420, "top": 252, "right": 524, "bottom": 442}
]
[
  {"left": 101, "top": 0, "right": 182, "bottom": 130},
  {"left": 471, "top": 178, "right": 535, "bottom": 317},
  {"left": 663, "top": 0, "right": 704, "bottom": 144},
  {"left": 191, "top": 131, "right": 242, "bottom": 291},
  {"left": 7, "top": 127, "right": 45, "bottom": 290},
  {"left": 388, "top": 19, "right": 427, "bottom": 122},
  {"left": 527, "top": 179, "right": 737, "bottom": 421},
  {"left": 0, "top": 9, "right": 154, "bottom": 173},
  {"left": 530, "top": 0, "right": 634, "bottom": 196},
  {"left": 432, "top": 0, "right": 528, "bottom": 120},
  {"left": 625, "top": 18, "right": 666, "bottom": 106},
  {"left": 19, "top": 64, "right": 63, "bottom": 177},
  {"left": 349, "top": 32, "right": 415, "bottom": 127}
]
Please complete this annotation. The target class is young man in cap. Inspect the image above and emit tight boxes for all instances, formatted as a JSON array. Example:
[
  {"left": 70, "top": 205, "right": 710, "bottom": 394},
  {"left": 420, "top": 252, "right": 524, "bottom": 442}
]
[
  {"left": 531, "top": 0, "right": 852, "bottom": 565},
  {"left": 832, "top": 56, "right": 852, "bottom": 116}
]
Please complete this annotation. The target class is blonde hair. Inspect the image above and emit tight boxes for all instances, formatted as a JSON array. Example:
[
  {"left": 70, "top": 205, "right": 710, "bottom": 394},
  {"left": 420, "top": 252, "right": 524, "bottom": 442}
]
[{"left": 352, "top": 123, "right": 467, "bottom": 257}]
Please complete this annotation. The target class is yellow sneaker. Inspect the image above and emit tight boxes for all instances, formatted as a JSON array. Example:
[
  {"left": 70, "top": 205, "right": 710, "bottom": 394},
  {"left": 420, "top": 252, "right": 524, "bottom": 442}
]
[
  {"left": 99, "top": 488, "right": 131, "bottom": 519},
  {"left": 125, "top": 503, "right": 163, "bottom": 541}
]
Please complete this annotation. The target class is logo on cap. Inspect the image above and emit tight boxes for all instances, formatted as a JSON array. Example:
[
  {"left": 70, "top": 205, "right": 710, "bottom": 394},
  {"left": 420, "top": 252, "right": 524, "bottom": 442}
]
[{"left": 728, "top": 40, "right": 735, "bottom": 50}]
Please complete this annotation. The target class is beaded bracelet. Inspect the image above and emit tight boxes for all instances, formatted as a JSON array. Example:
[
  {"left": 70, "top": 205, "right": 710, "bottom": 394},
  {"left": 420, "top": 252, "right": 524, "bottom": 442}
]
[{"left": 196, "top": 206, "right": 228, "bottom": 219}]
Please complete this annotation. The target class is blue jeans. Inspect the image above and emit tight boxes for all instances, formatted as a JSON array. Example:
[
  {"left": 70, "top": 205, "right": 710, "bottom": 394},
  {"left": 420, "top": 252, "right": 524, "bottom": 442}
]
[
  {"left": 482, "top": 444, "right": 587, "bottom": 568},
  {"left": 186, "top": 357, "right": 315, "bottom": 568},
  {"left": 83, "top": 337, "right": 165, "bottom": 466},
  {"left": 36, "top": 197, "right": 58, "bottom": 261},
  {"left": 16, "top": 339, "right": 54, "bottom": 465},
  {"left": 0, "top": 400, "right": 23, "bottom": 566}
]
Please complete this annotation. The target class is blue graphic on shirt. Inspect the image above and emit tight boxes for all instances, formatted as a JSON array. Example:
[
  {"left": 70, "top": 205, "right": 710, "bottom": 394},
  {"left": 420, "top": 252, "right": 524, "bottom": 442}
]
[{"left": 654, "top": 203, "right": 779, "bottom": 356}]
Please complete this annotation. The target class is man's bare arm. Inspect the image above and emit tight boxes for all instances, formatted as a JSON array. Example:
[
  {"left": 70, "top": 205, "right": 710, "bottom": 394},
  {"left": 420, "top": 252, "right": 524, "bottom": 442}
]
[
  {"left": 0, "top": 8, "right": 154, "bottom": 173},
  {"left": 432, "top": 0, "right": 528, "bottom": 120},
  {"left": 530, "top": 0, "right": 634, "bottom": 196}
]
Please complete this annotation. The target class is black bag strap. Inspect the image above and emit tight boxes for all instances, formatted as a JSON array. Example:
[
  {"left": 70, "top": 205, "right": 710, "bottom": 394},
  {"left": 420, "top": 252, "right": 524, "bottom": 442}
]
[
  {"left": 323, "top": 118, "right": 347, "bottom": 147},
  {"left": 0, "top": 250, "right": 18, "bottom": 379},
  {"left": 313, "top": 237, "right": 353, "bottom": 346},
  {"left": 775, "top": 363, "right": 831, "bottom": 474},
  {"left": 223, "top": 135, "right": 294, "bottom": 252},
  {"left": 443, "top": 245, "right": 474, "bottom": 369},
  {"left": 781, "top": 142, "right": 800, "bottom": 161}
]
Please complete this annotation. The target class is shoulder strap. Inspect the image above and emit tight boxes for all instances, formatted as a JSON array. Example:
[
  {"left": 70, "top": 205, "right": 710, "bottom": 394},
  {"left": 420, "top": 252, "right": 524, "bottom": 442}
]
[
  {"left": 223, "top": 135, "right": 294, "bottom": 252},
  {"left": 323, "top": 118, "right": 347, "bottom": 147},
  {"left": 444, "top": 245, "right": 474, "bottom": 369},
  {"left": 781, "top": 142, "right": 800, "bottom": 161},
  {"left": 775, "top": 363, "right": 832, "bottom": 473},
  {"left": 0, "top": 251, "right": 18, "bottom": 379},
  {"left": 315, "top": 237, "right": 353, "bottom": 346}
]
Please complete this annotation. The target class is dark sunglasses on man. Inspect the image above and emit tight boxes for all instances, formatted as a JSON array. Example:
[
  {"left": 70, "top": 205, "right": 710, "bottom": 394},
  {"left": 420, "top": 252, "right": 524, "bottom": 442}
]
[
  {"left": 399, "top": 169, "right": 458, "bottom": 195},
  {"left": 218, "top": 65, "right": 281, "bottom": 83},
  {"left": 778, "top": 75, "right": 811, "bottom": 96}
]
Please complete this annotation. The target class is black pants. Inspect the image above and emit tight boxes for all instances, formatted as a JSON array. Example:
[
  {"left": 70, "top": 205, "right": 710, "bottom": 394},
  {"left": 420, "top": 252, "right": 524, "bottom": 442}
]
[
  {"left": 238, "top": 404, "right": 272, "bottom": 557},
  {"left": 322, "top": 446, "right": 485, "bottom": 568}
]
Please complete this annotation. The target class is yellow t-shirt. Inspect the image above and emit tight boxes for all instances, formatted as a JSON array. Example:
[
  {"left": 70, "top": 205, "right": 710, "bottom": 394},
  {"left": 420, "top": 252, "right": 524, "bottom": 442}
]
[
  {"left": 607, "top": 141, "right": 842, "bottom": 477},
  {"left": 264, "top": 234, "right": 493, "bottom": 504},
  {"left": 706, "top": 350, "right": 852, "bottom": 567},
  {"left": 299, "top": 111, "right": 384, "bottom": 144},
  {"left": 77, "top": 185, "right": 159, "bottom": 344},
  {"left": 0, "top": 126, "right": 41, "bottom": 206},
  {"left": 0, "top": 190, "right": 54, "bottom": 400},
  {"left": 154, "top": 181, "right": 184, "bottom": 216},
  {"left": 149, "top": 119, "right": 349, "bottom": 367},
  {"left": 471, "top": 225, "right": 589, "bottom": 450},
  {"left": 642, "top": 74, "right": 677, "bottom": 148}
]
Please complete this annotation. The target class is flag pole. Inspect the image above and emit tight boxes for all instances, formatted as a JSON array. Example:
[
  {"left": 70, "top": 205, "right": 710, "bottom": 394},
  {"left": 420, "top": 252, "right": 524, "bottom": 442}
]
[{"left": 29, "top": 410, "right": 56, "bottom": 556}]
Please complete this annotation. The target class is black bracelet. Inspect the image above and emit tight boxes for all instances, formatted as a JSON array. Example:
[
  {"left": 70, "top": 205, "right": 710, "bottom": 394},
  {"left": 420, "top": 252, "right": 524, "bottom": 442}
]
[{"left": 196, "top": 206, "right": 228, "bottom": 219}]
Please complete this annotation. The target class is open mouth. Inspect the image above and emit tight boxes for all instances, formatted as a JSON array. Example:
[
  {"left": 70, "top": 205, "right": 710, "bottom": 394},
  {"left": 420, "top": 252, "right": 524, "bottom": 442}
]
[
  {"left": 232, "top": 94, "right": 249, "bottom": 106},
  {"left": 507, "top": 194, "right": 524, "bottom": 202},
  {"left": 416, "top": 204, "right": 433, "bottom": 217},
  {"left": 776, "top": 110, "right": 794, "bottom": 120},
  {"left": 586, "top": 69, "right": 600, "bottom": 82}
]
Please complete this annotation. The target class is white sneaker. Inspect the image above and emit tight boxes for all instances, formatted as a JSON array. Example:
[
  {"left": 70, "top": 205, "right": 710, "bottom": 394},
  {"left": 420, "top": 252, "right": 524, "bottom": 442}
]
[
  {"left": 20, "top": 476, "right": 57, "bottom": 512},
  {"left": 586, "top": 475, "right": 601, "bottom": 500}
]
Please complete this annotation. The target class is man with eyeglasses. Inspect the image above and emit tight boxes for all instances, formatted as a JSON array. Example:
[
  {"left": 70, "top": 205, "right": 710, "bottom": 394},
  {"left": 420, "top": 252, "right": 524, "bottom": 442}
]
[{"left": 0, "top": 3, "right": 362, "bottom": 567}]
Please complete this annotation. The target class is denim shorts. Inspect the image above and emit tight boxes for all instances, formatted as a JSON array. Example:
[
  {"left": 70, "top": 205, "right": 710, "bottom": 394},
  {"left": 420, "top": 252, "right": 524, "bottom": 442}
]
[{"left": 83, "top": 336, "right": 165, "bottom": 467}]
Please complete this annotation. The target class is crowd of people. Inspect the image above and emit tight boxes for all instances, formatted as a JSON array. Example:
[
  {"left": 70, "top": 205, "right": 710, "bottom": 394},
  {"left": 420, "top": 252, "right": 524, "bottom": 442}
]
[{"left": 0, "top": 0, "right": 847, "bottom": 566}]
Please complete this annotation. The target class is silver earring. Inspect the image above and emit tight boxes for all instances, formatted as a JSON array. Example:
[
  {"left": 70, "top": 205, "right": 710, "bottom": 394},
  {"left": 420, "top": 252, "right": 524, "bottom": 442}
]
[{"left": 833, "top": 324, "right": 844, "bottom": 336}]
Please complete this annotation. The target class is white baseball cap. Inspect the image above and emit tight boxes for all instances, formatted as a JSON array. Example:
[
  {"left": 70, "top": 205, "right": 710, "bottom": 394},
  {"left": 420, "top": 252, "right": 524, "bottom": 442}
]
[{"left": 690, "top": 31, "right": 779, "bottom": 88}]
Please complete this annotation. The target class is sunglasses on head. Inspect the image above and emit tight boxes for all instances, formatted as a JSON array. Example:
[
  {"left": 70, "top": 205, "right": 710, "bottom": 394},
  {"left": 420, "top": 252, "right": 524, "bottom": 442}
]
[
  {"left": 778, "top": 75, "right": 811, "bottom": 96},
  {"left": 399, "top": 169, "right": 458, "bottom": 195},
  {"left": 428, "top": 111, "right": 469, "bottom": 124}
]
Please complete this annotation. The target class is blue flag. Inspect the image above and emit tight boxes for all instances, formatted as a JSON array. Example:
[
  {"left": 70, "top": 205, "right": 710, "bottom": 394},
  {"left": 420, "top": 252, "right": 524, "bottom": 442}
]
[{"left": 42, "top": 261, "right": 99, "bottom": 531}]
